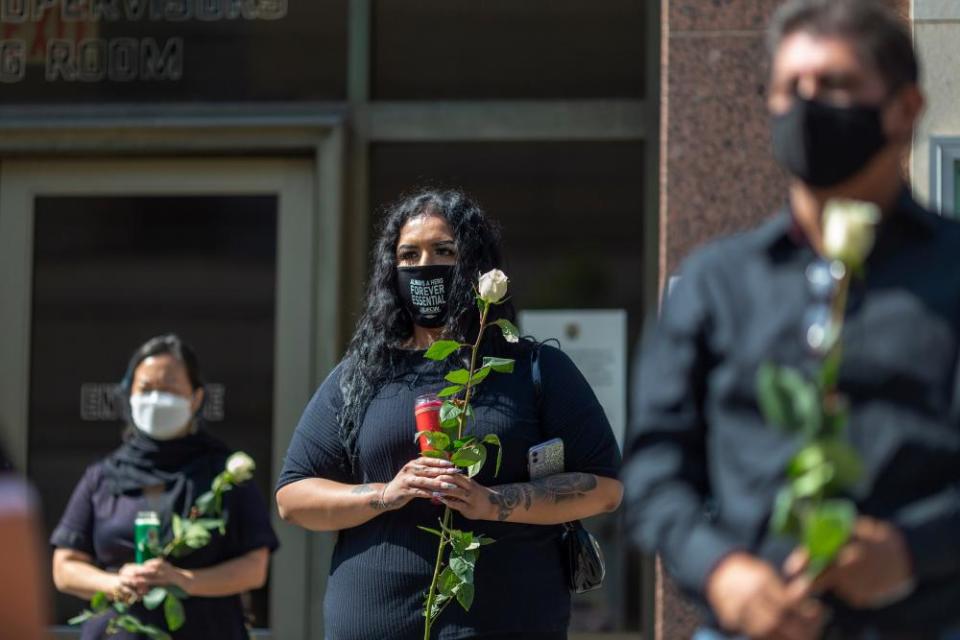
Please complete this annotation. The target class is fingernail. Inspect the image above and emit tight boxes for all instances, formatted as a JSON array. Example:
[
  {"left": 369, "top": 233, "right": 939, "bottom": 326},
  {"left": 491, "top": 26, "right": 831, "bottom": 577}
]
[
  {"left": 432, "top": 491, "right": 443, "bottom": 498},
  {"left": 440, "top": 482, "right": 454, "bottom": 490}
]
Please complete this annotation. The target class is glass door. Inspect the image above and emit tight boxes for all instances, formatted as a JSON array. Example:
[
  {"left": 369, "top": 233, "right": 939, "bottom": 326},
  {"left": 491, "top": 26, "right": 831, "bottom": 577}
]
[{"left": 0, "top": 158, "right": 319, "bottom": 638}]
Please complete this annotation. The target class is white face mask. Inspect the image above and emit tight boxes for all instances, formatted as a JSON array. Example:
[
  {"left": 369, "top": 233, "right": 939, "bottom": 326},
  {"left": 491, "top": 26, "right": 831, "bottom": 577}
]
[{"left": 130, "top": 391, "right": 194, "bottom": 440}]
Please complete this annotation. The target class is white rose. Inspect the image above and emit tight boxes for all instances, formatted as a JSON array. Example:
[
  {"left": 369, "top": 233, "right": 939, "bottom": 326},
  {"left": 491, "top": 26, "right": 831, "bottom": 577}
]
[
  {"left": 822, "top": 199, "right": 880, "bottom": 269},
  {"left": 226, "top": 452, "right": 256, "bottom": 482},
  {"left": 478, "top": 269, "right": 509, "bottom": 304}
]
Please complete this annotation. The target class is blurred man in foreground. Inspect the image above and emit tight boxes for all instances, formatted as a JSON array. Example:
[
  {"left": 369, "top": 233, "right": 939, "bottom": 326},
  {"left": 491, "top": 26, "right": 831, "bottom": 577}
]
[{"left": 624, "top": 1, "right": 960, "bottom": 638}]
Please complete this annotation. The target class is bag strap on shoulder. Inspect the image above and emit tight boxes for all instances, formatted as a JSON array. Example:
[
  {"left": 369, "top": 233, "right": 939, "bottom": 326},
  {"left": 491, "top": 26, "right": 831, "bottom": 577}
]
[{"left": 531, "top": 342, "right": 543, "bottom": 412}]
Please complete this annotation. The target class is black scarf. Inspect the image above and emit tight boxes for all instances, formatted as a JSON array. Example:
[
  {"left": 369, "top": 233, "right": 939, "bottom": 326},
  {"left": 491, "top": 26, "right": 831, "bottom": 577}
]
[{"left": 103, "top": 429, "right": 231, "bottom": 516}]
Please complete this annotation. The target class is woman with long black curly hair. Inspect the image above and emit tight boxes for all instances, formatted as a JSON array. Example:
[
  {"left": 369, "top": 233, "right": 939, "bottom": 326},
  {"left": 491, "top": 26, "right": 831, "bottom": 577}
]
[{"left": 276, "top": 189, "right": 622, "bottom": 640}]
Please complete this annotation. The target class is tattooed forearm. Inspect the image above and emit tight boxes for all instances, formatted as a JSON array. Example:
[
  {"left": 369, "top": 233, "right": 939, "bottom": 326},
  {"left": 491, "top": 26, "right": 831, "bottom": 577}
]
[
  {"left": 350, "top": 483, "right": 400, "bottom": 511},
  {"left": 369, "top": 495, "right": 404, "bottom": 511},
  {"left": 351, "top": 484, "right": 404, "bottom": 511},
  {"left": 539, "top": 472, "right": 598, "bottom": 503},
  {"left": 488, "top": 484, "right": 533, "bottom": 521},
  {"left": 487, "top": 473, "right": 598, "bottom": 521},
  {"left": 350, "top": 484, "right": 376, "bottom": 495}
]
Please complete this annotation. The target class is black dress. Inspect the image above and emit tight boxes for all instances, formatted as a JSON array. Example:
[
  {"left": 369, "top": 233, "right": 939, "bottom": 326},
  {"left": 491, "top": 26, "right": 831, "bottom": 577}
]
[
  {"left": 52, "top": 431, "right": 279, "bottom": 640},
  {"left": 277, "top": 345, "right": 622, "bottom": 640}
]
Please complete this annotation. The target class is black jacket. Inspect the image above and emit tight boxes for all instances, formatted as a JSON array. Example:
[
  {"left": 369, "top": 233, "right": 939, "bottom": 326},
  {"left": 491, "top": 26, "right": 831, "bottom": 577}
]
[{"left": 623, "top": 191, "right": 960, "bottom": 634}]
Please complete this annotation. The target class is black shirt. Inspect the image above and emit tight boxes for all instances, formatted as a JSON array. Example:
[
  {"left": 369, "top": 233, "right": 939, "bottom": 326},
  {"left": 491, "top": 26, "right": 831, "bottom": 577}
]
[
  {"left": 277, "top": 345, "right": 621, "bottom": 640},
  {"left": 52, "top": 448, "right": 279, "bottom": 640},
  {"left": 623, "top": 191, "right": 960, "bottom": 634}
]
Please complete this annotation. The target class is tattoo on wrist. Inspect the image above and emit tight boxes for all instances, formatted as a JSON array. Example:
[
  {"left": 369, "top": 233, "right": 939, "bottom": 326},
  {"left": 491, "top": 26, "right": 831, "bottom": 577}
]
[
  {"left": 487, "top": 473, "right": 598, "bottom": 521},
  {"left": 361, "top": 484, "right": 403, "bottom": 511},
  {"left": 351, "top": 484, "right": 376, "bottom": 495}
]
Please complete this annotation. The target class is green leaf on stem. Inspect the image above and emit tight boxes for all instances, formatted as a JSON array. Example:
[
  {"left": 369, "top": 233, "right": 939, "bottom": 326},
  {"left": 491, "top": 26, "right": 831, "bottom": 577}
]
[
  {"left": 448, "top": 529, "right": 473, "bottom": 553},
  {"left": 803, "top": 499, "right": 856, "bottom": 576},
  {"left": 440, "top": 401, "right": 463, "bottom": 428},
  {"left": 114, "top": 616, "right": 143, "bottom": 633},
  {"left": 416, "top": 430, "right": 451, "bottom": 452},
  {"left": 193, "top": 518, "right": 226, "bottom": 532},
  {"left": 454, "top": 436, "right": 477, "bottom": 448},
  {"left": 468, "top": 445, "right": 488, "bottom": 478},
  {"left": 428, "top": 593, "right": 451, "bottom": 620},
  {"left": 164, "top": 593, "right": 186, "bottom": 631},
  {"left": 470, "top": 366, "right": 491, "bottom": 385},
  {"left": 438, "top": 567, "right": 460, "bottom": 597},
  {"left": 110, "top": 614, "right": 169, "bottom": 637},
  {"left": 757, "top": 363, "right": 822, "bottom": 436},
  {"left": 788, "top": 444, "right": 826, "bottom": 478},
  {"left": 425, "top": 340, "right": 462, "bottom": 361},
  {"left": 445, "top": 369, "right": 471, "bottom": 385},
  {"left": 770, "top": 486, "right": 799, "bottom": 536},
  {"left": 91, "top": 591, "right": 109, "bottom": 613},
  {"left": 482, "top": 357, "right": 515, "bottom": 373},
  {"left": 421, "top": 449, "right": 449, "bottom": 459},
  {"left": 449, "top": 555, "right": 475, "bottom": 583},
  {"left": 793, "top": 463, "right": 835, "bottom": 499},
  {"left": 455, "top": 582, "right": 475, "bottom": 611},
  {"left": 820, "top": 350, "right": 842, "bottom": 391},
  {"left": 166, "top": 585, "right": 189, "bottom": 600},
  {"left": 172, "top": 513, "right": 183, "bottom": 540},
  {"left": 482, "top": 434, "right": 503, "bottom": 476},
  {"left": 145, "top": 627, "right": 173, "bottom": 640},
  {"left": 493, "top": 318, "right": 520, "bottom": 343},
  {"left": 68, "top": 611, "right": 96, "bottom": 625},
  {"left": 184, "top": 523, "right": 212, "bottom": 549},
  {"left": 451, "top": 445, "right": 484, "bottom": 473},
  {"left": 820, "top": 439, "right": 864, "bottom": 490},
  {"left": 438, "top": 385, "right": 463, "bottom": 398},
  {"left": 195, "top": 491, "right": 215, "bottom": 516},
  {"left": 143, "top": 587, "right": 168, "bottom": 611}
]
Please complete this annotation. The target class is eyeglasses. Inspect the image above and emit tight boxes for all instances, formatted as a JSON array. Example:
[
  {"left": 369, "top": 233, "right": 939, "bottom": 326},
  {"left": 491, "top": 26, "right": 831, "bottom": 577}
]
[{"left": 803, "top": 259, "right": 846, "bottom": 355}]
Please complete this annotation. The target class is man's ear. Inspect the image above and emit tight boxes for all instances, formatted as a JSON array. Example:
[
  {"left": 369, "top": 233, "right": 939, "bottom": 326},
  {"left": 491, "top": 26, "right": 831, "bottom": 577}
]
[{"left": 886, "top": 84, "right": 925, "bottom": 141}]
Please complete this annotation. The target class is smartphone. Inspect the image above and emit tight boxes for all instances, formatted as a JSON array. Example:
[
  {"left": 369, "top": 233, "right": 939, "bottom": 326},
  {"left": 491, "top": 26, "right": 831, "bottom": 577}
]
[{"left": 528, "top": 438, "right": 564, "bottom": 480}]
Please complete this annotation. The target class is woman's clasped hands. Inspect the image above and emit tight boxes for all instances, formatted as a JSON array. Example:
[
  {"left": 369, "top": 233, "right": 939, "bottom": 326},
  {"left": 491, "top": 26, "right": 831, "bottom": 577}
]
[
  {"left": 116, "top": 559, "right": 186, "bottom": 598},
  {"left": 380, "top": 456, "right": 491, "bottom": 519}
]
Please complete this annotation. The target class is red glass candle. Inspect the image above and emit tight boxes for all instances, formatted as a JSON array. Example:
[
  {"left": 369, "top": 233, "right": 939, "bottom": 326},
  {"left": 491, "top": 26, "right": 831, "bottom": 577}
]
[{"left": 415, "top": 393, "right": 443, "bottom": 453}]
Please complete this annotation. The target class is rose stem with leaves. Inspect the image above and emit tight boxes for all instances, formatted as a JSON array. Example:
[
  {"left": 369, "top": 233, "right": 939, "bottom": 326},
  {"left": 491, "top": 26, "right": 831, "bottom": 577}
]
[{"left": 422, "top": 303, "right": 490, "bottom": 638}]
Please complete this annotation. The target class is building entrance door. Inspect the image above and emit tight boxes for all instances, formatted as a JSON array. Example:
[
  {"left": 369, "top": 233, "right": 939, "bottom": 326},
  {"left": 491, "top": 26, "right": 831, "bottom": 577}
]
[{"left": 0, "top": 158, "right": 321, "bottom": 638}]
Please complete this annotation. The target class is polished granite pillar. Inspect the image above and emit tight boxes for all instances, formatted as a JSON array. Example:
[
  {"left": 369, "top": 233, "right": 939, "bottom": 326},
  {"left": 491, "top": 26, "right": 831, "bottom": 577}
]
[{"left": 655, "top": 1, "right": 911, "bottom": 637}]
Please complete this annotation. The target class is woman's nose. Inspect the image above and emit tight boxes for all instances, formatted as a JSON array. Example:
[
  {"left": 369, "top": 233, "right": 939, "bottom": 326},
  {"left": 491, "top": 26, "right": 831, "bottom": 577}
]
[{"left": 417, "top": 251, "right": 435, "bottom": 267}]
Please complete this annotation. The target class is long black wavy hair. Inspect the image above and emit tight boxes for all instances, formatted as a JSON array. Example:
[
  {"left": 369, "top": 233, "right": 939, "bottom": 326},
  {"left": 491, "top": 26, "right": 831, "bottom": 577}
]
[{"left": 338, "top": 189, "right": 523, "bottom": 472}]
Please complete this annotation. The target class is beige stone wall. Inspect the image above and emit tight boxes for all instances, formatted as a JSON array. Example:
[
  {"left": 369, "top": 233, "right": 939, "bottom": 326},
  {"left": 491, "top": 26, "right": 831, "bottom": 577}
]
[{"left": 911, "top": 0, "right": 960, "bottom": 206}]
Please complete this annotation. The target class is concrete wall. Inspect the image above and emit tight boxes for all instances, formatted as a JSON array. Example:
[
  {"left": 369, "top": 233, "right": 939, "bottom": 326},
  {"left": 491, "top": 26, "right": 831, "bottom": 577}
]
[{"left": 911, "top": 0, "right": 960, "bottom": 206}]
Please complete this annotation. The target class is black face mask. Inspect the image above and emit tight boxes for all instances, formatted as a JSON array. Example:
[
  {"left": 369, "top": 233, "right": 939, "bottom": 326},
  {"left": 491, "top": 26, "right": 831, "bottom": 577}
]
[
  {"left": 397, "top": 264, "right": 454, "bottom": 328},
  {"left": 771, "top": 97, "right": 888, "bottom": 188}
]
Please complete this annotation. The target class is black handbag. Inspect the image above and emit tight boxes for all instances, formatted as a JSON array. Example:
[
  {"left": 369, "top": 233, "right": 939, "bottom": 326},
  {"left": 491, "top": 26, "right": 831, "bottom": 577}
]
[{"left": 531, "top": 344, "right": 607, "bottom": 594}]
